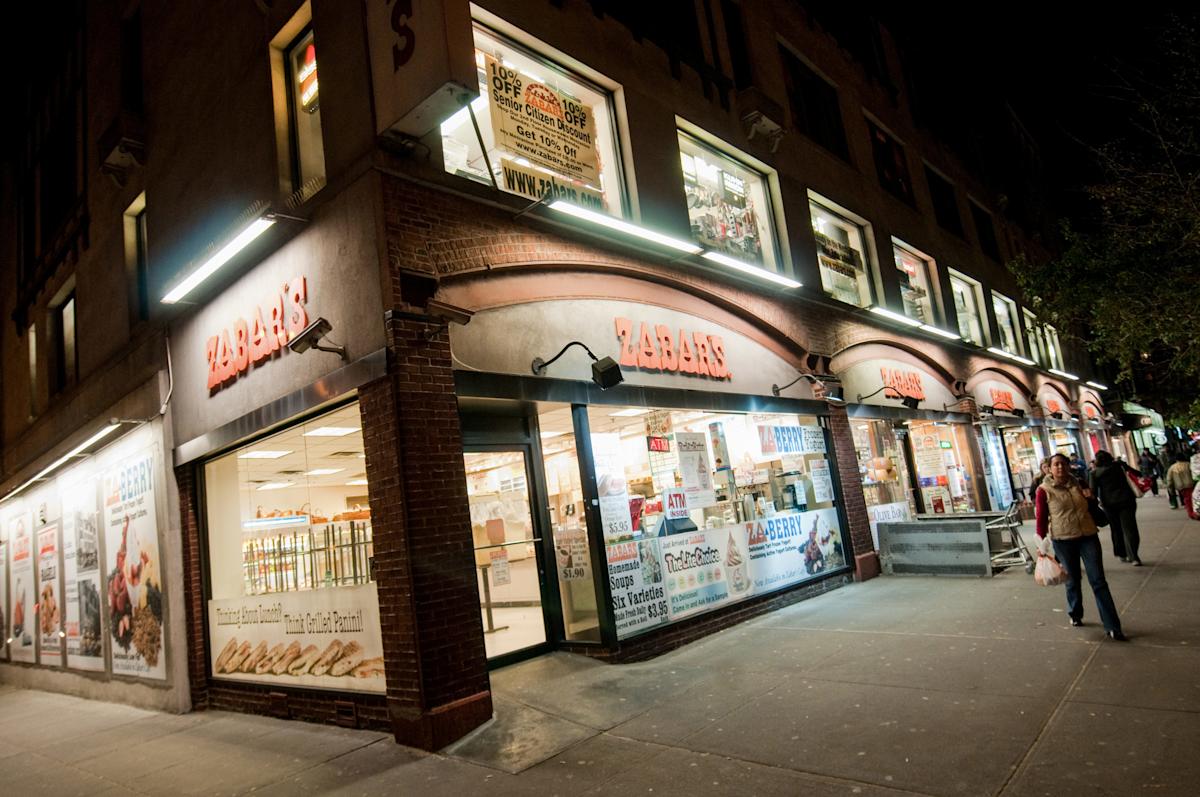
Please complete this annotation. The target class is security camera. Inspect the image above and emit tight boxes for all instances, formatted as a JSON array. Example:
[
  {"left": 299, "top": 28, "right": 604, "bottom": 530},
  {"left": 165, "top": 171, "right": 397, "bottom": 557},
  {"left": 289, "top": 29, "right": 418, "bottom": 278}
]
[
  {"left": 288, "top": 316, "right": 347, "bottom": 360},
  {"left": 426, "top": 300, "right": 474, "bottom": 327}
]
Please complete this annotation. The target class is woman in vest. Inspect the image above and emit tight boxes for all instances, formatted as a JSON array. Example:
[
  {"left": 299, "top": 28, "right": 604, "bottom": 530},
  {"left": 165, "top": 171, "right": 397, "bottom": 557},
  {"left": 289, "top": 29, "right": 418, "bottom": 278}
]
[{"left": 1036, "top": 453, "right": 1126, "bottom": 640}]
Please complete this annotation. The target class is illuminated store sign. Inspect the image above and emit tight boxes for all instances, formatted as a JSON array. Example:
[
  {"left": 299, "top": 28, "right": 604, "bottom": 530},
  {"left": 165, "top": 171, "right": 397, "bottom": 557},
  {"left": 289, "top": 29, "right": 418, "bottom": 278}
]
[
  {"left": 206, "top": 277, "right": 309, "bottom": 392},
  {"left": 614, "top": 317, "right": 730, "bottom": 380}
]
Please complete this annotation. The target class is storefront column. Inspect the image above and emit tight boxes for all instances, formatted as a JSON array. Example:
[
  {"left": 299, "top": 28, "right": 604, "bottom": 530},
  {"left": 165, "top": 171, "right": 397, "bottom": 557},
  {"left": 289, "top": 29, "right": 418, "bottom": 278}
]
[
  {"left": 827, "top": 405, "right": 879, "bottom": 581},
  {"left": 359, "top": 315, "right": 492, "bottom": 750},
  {"left": 176, "top": 464, "right": 210, "bottom": 712}
]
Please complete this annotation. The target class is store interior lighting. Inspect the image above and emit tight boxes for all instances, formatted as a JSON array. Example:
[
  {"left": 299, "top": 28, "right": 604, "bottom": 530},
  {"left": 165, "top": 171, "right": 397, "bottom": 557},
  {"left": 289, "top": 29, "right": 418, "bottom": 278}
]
[
  {"left": 161, "top": 215, "right": 276, "bottom": 304},
  {"left": 701, "top": 251, "right": 802, "bottom": 289},
  {"left": 303, "top": 426, "right": 360, "bottom": 437},
  {"left": 0, "top": 422, "right": 122, "bottom": 503}
]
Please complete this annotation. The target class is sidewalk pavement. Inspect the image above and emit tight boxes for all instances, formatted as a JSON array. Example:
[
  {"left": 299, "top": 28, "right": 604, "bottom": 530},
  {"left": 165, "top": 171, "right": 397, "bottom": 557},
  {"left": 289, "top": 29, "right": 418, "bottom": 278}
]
[{"left": 2, "top": 495, "right": 1198, "bottom": 796}]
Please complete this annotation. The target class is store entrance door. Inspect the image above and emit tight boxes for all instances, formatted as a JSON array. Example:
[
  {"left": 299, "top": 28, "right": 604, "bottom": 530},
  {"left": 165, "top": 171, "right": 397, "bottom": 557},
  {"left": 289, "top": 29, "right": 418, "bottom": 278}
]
[{"left": 463, "top": 447, "right": 552, "bottom": 662}]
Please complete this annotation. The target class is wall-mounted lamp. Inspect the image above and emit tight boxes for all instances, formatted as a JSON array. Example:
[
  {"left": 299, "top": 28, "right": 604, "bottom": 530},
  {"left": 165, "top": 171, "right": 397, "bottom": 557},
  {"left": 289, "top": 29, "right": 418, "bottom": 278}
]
[
  {"left": 532, "top": 341, "right": 624, "bottom": 389},
  {"left": 857, "top": 385, "right": 920, "bottom": 410},
  {"left": 287, "top": 317, "right": 347, "bottom": 361},
  {"left": 1070, "top": 413, "right": 1082, "bottom": 421},
  {"left": 771, "top": 373, "right": 845, "bottom": 405},
  {"left": 1011, "top": 408, "right": 1026, "bottom": 418}
]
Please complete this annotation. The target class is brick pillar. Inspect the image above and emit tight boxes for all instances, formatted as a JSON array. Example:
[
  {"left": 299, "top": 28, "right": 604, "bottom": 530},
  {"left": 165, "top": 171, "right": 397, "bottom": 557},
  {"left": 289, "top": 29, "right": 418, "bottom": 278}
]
[
  {"left": 175, "top": 464, "right": 209, "bottom": 710},
  {"left": 828, "top": 406, "right": 880, "bottom": 581},
  {"left": 359, "top": 315, "right": 492, "bottom": 750}
]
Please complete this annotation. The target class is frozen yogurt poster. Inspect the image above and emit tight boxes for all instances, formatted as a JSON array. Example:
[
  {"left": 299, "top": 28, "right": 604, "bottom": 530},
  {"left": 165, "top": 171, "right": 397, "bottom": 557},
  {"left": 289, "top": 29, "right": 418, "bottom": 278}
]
[
  {"left": 8, "top": 512, "right": 36, "bottom": 662},
  {"left": 63, "top": 478, "right": 105, "bottom": 671},
  {"left": 103, "top": 448, "right": 166, "bottom": 680},
  {"left": 659, "top": 531, "right": 730, "bottom": 621}
]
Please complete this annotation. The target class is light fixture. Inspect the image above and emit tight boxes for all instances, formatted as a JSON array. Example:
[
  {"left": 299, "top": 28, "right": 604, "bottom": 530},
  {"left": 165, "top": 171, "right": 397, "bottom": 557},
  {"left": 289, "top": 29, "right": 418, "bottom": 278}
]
[
  {"left": 701, "top": 251, "right": 802, "bottom": 288},
  {"left": 303, "top": 468, "right": 344, "bottom": 476},
  {"left": 0, "top": 422, "right": 122, "bottom": 503},
  {"left": 610, "top": 408, "right": 650, "bottom": 417},
  {"left": 256, "top": 481, "right": 294, "bottom": 491},
  {"left": 303, "top": 427, "right": 359, "bottom": 437},
  {"left": 1070, "top": 413, "right": 1081, "bottom": 421},
  {"left": 346, "top": 478, "right": 369, "bottom": 486},
  {"left": 532, "top": 340, "right": 624, "bottom": 389},
  {"left": 237, "top": 450, "right": 292, "bottom": 460},
  {"left": 1012, "top": 408, "right": 1026, "bottom": 418},
  {"left": 771, "top": 373, "right": 846, "bottom": 405},
  {"left": 548, "top": 201, "right": 702, "bottom": 254},
  {"left": 161, "top": 216, "right": 276, "bottom": 303},
  {"left": 920, "top": 324, "right": 960, "bottom": 339},
  {"left": 287, "top": 317, "right": 347, "bottom": 360},
  {"left": 870, "top": 306, "right": 923, "bottom": 328},
  {"left": 1086, "top": 381, "right": 1109, "bottom": 390},
  {"left": 1048, "top": 368, "right": 1079, "bottom": 380},
  {"left": 856, "top": 385, "right": 921, "bottom": 410}
]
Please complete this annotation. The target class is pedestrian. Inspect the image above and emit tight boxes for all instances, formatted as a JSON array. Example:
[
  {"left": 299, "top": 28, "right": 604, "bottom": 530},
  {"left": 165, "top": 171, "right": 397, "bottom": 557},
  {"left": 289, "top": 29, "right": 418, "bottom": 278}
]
[
  {"left": 1139, "top": 448, "right": 1161, "bottom": 496},
  {"left": 1166, "top": 452, "right": 1198, "bottom": 520},
  {"left": 1069, "top": 452, "right": 1088, "bottom": 483},
  {"left": 1036, "top": 453, "right": 1126, "bottom": 639},
  {"left": 1091, "top": 450, "right": 1142, "bottom": 565},
  {"left": 1031, "top": 457, "right": 1052, "bottom": 494}
]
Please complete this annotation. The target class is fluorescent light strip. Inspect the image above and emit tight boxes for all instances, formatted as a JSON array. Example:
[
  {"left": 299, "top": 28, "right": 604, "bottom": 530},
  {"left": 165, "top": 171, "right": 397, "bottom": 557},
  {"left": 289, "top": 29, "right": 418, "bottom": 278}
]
[
  {"left": 701, "top": 251, "right": 802, "bottom": 288},
  {"left": 302, "top": 427, "right": 360, "bottom": 437},
  {"left": 548, "top": 201, "right": 702, "bottom": 254},
  {"left": 304, "top": 468, "right": 344, "bottom": 476},
  {"left": 869, "top": 306, "right": 922, "bottom": 328},
  {"left": 610, "top": 408, "right": 651, "bottom": 417},
  {"left": 1048, "top": 368, "right": 1079, "bottom": 380},
  {"left": 986, "top": 347, "right": 1035, "bottom": 366},
  {"left": 256, "top": 482, "right": 294, "bottom": 491},
  {"left": 346, "top": 479, "right": 368, "bottom": 486},
  {"left": 237, "top": 450, "right": 292, "bottom": 460},
  {"left": 1010, "top": 354, "right": 1036, "bottom": 366},
  {"left": 539, "top": 431, "right": 565, "bottom": 439},
  {"left": 919, "top": 324, "right": 960, "bottom": 340},
  {"left": 1086, "top": 381, "right": 1109, "bottom": 390},
  {"left": 242, "top": 515, "right": 310, "bottom": 530},
  {"left": 1, "top": 423, "right": 122, "bottom": 503},
  {"left": 161, "top": 217, "right": 276, "bottom": 304}
]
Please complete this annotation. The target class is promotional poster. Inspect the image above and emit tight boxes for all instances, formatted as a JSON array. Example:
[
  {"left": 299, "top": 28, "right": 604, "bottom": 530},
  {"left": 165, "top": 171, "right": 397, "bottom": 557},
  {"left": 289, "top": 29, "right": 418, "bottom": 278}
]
[
  {"left": 8, "top": 512, "right": 36, "bottom": 663},
  {"left": 62, "top": 478, "right": 105, "bottom": 671},
  {"left": 37, "top": 525, "right": 63, "bottom": 666}
]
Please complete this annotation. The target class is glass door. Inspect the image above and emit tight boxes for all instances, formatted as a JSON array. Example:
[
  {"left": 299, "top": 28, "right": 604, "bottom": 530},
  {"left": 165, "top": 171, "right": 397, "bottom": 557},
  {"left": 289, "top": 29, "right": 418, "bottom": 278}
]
[{"left": 463, "top": 449, "right": 550, "bottom": 660}]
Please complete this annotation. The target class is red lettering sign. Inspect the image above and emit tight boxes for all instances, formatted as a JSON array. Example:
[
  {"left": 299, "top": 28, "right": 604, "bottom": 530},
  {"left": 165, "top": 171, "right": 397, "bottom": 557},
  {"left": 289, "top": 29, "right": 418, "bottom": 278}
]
[
  {"left": 647, "top": 436, "right": 671, "bottom": 453},
  {"left": 206, "top": 276, "right": 309, "bottom": 393},
  {"left": 1046, "top": 399, "right": 1062, "bottom": 414},
  {"left": 614, "top": 317, "right": 730, "bottom": 380},
  {"left": 1084, "top": 404, "right": 1099, "bottom": 420},
  {"left": 989, "top": 388, "right": 1015, "bottom": 412},
  {"left": 879, "top": 367, "right": 926, "bottom": 400}
]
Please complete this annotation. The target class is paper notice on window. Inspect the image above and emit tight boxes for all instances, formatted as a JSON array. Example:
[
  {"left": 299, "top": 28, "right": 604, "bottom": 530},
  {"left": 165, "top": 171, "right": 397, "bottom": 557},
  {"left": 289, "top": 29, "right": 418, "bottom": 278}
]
[
  {"left": 810, "top": 460, "right": 834, "bottom": 504},
  {"left": 489, "top": 549, "right": 511, "bottom": 586},
  {"left": 592, "top": 433, "right": 634, "bottom": 542},
  {"left": 485, "top": 55, "right": 600, "bottom": 186},
  {"left": 555, "top": 527, "right": 591, "bottom": 582},
  {"left": 677, "top": 432, "right": 717, "bottom": 509}
]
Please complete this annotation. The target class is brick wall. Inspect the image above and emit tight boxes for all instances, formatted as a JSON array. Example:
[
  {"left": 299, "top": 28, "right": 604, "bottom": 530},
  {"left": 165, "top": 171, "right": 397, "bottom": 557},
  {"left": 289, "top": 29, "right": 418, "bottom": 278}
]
[
  {"left": 175, "top": 464, "right": 209, "bottom": 711},
  {"left": 827, "top": 405, "right": 881, "bottom": 580}
]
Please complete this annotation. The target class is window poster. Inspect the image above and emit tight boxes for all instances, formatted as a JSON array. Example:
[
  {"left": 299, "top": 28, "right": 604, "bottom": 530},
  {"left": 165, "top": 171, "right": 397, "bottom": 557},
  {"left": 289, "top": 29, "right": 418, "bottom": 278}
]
[
  {"left": 484, "top": 55, "right": 600, "bottom": 186},
  {"left": 592, "top": 433, "right": 634, "bottom": 542},
  {"left": 810, "top": 460, "right": 835, "bottom": 504},
  {"left": 0, "top": 542, "right": 8, "bottom": 661},
  {"left": 103, "top": 448, "right": 167, "bottom": 680},
  {"left": 677, "top": 432, "right": 717, "bottom": 509},
  {"left": 605, "top": 539, "right": 668, "bottom": 636},
  {"left": 37, "top": 525, "right": 63, "bottom": 667},
  {"left": 208, "top": 583, "right": 386, "bottom": 694},
  {"left": 8, "top": 512, "right": 35, "bottom": 663},
  {"left": 659, "top": 530, "right": 730, "bottom": 621},
  {"left": 62, "top": 478, "right": 104, "bottom": 671}
]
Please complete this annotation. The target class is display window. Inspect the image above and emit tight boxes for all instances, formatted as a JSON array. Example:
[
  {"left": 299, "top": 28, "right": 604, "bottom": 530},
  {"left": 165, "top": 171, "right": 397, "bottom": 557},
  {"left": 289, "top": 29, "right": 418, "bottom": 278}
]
[
  {"left": 679, "top": 131, "right": 779, "bottom": 270},
  {"left": 949, "top": 270, "right": 984, "bottom": 345},
  {"left": 851, "top": 419, "right": 916, "bottom": 545},
  {"left": 992, "top": 292, "right": 1020, "bottom": 354},
  {"left": 1002, "top": 427, "right": 1046, "bottom": 501},
  {"left": 810, "top": 195, "right": 873, "bottom": 307},
  {"left": 906, "top": 421, "right": 980, "bottom": 514},
  {"left": 203, "top": 403, "right": 385, "bottom": 693},
  {"left": 1044, "top": 326, "right": 1064, "bottom": 370},
  {"left": 1049, "top": 428, "right": 1080, "bottom": 457},
  {"left": 977, "top": 424, "right": 1015, "bottom": 511},
  {"left": 441, "top": 24, "right": 624, "bottom": 215},
  {"left": 892, "top": 241, "right": 935, "bottom": 324},
  {"left": 286, "top": 28, "right": 325, "bottom": 189},
  {"left": 586, "top": 405, "right": 845, "bottom": 639}
]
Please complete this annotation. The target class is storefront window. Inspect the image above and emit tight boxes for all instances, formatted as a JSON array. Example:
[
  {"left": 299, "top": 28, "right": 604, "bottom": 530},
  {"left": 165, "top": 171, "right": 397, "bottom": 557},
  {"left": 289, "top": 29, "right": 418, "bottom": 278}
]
[
  {"left": 588, "top": 406, "right": 845, "bottom": 639},
  {"left": 203, "top": 403, "right": 385, "bottom": 693},
  {"left": 851, "top": 419, "right": 916, "bottom": 546},
  {"left": 1045, "top": 326, "right": 1064, "bottom": 369},
  {"left": 992, "top": 292, "right": 1019, "bottom": 353},
  {"left": 907, "top": 421, "right": 980, "bottom": 513},
  {"left": 949, "top": 270, "right": 984, "bottom": 345},
  {"left": 893, "top": 241, "right": 935, "bottom": 324},
  {"left": 1002, "top": 426, "right": 1047, "bottom": 502},
  {"left": 286, "top": 29, "right": 325, "bottom": 188},
  {"left": 1023, "top": 309, "right": 1044, "bottom": 365},
  {"left": 977, "top": 424, "right": 1015, "bottom": 510},
  {"left": 1049, "top": 428, "right": 1080, "bottom": 457},
  {"left": 810, "top": 195, "right": 873, "bottom": 307},
  {"left": 679, "top": 132, "right": 779, "bottom": 270},
  {"left": 441, "top": 24, "right": 624, "bottom": 215}
]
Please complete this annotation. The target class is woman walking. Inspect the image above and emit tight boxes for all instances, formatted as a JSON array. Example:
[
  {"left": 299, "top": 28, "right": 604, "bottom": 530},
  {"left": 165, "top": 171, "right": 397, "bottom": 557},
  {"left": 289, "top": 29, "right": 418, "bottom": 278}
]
[
  {"left": 1090, "top": 450, "right": 1142, "bottom": 565},
  {"left": 1166, "top": 452, "right": 1197, "bottom": 520},
  {"left": 1037, "top": 454, "right": 1125, "bottom": 639}
]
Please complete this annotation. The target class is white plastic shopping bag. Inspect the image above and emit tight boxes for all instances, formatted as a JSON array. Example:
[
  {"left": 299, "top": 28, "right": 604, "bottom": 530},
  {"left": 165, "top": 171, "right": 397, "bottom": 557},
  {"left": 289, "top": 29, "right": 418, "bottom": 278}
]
[{"left": 1033, "top": 553, "right": 1069, "bottom": 587}]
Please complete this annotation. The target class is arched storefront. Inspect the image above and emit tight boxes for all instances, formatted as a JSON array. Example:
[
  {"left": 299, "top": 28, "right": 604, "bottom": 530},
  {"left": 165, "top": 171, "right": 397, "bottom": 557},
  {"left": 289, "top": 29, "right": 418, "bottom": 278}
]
[{"left": 967, "top": 368, "right": 1037, "bottom": 507}]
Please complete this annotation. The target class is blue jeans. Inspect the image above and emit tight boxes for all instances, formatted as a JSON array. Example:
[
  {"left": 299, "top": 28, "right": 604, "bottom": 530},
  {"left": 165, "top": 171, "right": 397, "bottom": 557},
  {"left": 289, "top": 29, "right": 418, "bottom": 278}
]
[{"left": 1052, "top": 535, "right": 1122, "bottom": 633}]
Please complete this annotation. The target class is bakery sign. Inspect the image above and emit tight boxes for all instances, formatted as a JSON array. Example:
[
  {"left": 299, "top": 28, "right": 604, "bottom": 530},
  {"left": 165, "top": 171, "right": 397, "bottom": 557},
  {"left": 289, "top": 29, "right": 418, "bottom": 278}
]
[
  {"left": 615, "top": 317, "right": 731, "bottom": 380},
  {"left": 206, "top": 276, "right": 309, "bottom": 392},
  {"left": 880, "top": 368, "right": 925, "bottom": 401}
]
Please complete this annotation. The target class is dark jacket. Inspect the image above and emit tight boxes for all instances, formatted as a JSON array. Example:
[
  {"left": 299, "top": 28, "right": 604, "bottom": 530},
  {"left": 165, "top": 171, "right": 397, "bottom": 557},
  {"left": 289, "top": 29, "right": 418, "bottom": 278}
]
[
  {"left": 1139, "top": 454, "right": 1160, "bottom": 478},
  {"left": 1091, "top": 462, "right": 1137, "bottom": 508}
]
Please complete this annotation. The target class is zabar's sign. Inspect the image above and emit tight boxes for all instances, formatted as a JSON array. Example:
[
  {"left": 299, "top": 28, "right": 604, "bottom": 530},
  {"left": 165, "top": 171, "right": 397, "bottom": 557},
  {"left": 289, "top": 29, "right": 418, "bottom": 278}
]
[
  {"left": 1045, "top": 399, "right": 1063, "bottom": 414},
  {"left": 989, "top": 388, "right": 1015, "bottom": 412},
  {"left": 615, "top": 317, "right": 730, "bottom": 380},
  {"left": 880, "top": 367, "right": 925, "bottom": 401},
  {"left": 1083, "top": 404, "right": 1100, "bottom": 420},
  {"left": 206, "top": 277, "right": 309, "bottom": 392}
]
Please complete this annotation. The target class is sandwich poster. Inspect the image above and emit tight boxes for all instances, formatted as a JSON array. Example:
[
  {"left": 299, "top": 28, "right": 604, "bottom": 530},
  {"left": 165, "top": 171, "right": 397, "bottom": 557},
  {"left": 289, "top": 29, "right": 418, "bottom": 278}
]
[{"left": 208, "top": 583, "right": 386, "bottom": 694}]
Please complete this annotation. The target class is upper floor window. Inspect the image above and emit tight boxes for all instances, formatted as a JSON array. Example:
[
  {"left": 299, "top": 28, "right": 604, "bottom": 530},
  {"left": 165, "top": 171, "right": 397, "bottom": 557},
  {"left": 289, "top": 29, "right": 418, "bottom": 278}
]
[
  {"left": 893, "top": 240, "right": 935, "bottom": 324},
  {"left": 949, "top": 270, "right": 984, "bottom": 345},
  {"left": 679, "top": 131, "right": 779, "bottom": 270},
  {"left": 924, "top": 165, "right": 963, "bottom": 237},
  {"left": 810, "top": 193, "right": 873, "bottom": 307},
  {"left": 991, "top": 292, "right": 1019, "bottom": 354},
  {"left": 969, "top": 200, "right": 1002, "bottom": 261},
  {"left": 52, "top": 293, "right": 78, "bottom": 393},
  {"left": 1045, "top": 325, "right": 1064, "bottom": 370},
  {"left": 867, "top": 119, "right": 914, "bottom": 205},
  {"left": 442, "top": 24, "right": 624, "bottom": 215},
  {"left": 27, "top": 322, "right": 38, "bottom": 416},
  {"left": 286, "top": 28, "right": 326, "bottom": 189},
  {"left": 1023, "top": 309, "right": 1045, "bottom": 365},
  {"left": 779, "top": 44, "right": 848, "bottom": 161}
]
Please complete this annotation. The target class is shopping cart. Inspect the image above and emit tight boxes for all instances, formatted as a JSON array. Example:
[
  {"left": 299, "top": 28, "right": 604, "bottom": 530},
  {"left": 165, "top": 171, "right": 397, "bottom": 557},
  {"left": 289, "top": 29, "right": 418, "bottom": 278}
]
[{"left": 986, "top": 502, "right": 1035, "bottom": 573}]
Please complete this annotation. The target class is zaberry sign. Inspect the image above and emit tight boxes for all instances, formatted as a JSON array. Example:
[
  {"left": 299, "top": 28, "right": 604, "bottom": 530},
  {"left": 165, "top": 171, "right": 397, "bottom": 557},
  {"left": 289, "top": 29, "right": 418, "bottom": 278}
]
[
  {"left": 614, "top": 317, "right": 731, "bottom": 380},
  {"left": 206, "top": 276, "right": 309, "bottom": 392}
]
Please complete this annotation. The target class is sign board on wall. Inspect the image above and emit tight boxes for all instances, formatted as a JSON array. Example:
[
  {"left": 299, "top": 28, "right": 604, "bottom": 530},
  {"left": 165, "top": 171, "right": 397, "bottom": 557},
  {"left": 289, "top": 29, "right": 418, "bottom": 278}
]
[
  {"left": 206, "top": 276, "right": 308, "bottom": 392},
  {"left": 8, "top": 513, "right": 35, "bottom": 662},
  {"left": 836, "top": 358, "right": 957, "bottom": 410},
  {"left": 61, "top": 478, "right": 105, "bottom": 671}
]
